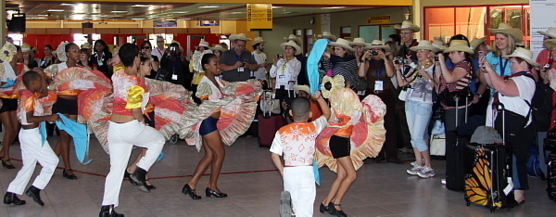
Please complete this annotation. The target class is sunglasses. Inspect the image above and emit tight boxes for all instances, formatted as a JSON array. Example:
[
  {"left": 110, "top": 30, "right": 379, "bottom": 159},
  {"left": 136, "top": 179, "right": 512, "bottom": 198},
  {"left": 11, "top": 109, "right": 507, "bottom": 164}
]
[{"left": 142, "top": 46, "right": 151, "bottom": 49}]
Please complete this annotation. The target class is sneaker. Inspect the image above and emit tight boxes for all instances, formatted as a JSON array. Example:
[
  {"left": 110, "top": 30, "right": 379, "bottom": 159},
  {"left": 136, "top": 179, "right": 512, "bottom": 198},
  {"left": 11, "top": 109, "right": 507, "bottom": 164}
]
[
  {"left": 406, "top": 165, "right": 423, "bottom": 175},
  {"left": 417, "top": 167, "right": 435, "bottom": 178}
]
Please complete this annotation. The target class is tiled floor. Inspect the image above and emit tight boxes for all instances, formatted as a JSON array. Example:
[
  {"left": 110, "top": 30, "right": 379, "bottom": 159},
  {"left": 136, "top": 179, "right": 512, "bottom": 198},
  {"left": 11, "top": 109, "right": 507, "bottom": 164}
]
[{"left": 0, "top": 135, "right": 555, "bottom": 217}]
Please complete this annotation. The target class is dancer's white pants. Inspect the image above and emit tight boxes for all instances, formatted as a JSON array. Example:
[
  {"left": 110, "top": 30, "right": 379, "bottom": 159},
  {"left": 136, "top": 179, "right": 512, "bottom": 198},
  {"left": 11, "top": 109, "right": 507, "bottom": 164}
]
[
  {"left": 102, "top": 120, "right": 165, "bottom": 207},
  {"left": 283, "top": 166, "right": 315, "bottom": 217},
  {"left": 7, "top": 127, "right": 59, "bottom": 195}
]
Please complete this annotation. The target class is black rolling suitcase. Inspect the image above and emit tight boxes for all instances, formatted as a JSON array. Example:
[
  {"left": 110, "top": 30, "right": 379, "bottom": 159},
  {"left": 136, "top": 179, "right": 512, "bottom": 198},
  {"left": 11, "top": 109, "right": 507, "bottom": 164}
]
[
  {"left": 464, "top": 103, "right": 510, "bottom": 212},
  {"left": 446, "top": 95, "right": 470, "bottom": 191}
]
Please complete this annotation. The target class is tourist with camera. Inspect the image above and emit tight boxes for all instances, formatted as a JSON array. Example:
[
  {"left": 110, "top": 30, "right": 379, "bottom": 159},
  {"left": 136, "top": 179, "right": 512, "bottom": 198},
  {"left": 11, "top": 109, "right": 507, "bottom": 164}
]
[
  {"left": 270, "top": 40, "right": 302, "bottom": 103},
  {"left": 357, "top": 40, "right": 402, "bottom": 164}
]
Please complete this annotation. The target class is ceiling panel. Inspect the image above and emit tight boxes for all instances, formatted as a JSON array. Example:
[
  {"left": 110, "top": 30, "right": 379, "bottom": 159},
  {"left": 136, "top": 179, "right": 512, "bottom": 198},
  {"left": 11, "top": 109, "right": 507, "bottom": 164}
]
[{"left": 5, "top": 1, "right": 390, "bottom": 21}]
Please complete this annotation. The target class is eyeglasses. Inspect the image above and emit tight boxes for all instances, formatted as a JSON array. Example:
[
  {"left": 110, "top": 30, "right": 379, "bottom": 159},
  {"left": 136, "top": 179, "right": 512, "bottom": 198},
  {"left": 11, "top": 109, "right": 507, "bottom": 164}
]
[
  {"left": 142, "top": 46, "right": 151, "bottom": 49},
  {"left": 157, "top": 41, "right": 164, "bottom": 43}
]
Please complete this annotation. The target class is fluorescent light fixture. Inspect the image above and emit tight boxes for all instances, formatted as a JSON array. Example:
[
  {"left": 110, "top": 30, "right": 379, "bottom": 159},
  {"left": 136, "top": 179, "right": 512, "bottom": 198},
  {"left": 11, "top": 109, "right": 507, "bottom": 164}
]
[
  {"left": 198, "top": 5, "right": 220, "bottom": 9},
  {"left": 132, "top": 18, "right": 145, "bottom": 20},
  {"left": 173, "top": 11, "right": 189, "bottom": 13},
  {"left": 321, "top": 6, "right": 345, "bottom": 9},
  {"left": 132, "top": 4, "right": 149, "bottom": 8},
  {"left": 229, "top": 12, "right": 245, "bottom": 14},
  {"left": 272, "top": 6, "right": 283, "bottom": 9},
  {"left": 37, "top": 14, "right": 49, "bottom": 16},
  {"left": 110, "top": 11, "right": 128, "bottom": 13},
  {"left": 60, "top": 3, "right": 75, "bottom": 6},
  {"left": 47, "top": 9, "right": 64, "bottom": 12}
]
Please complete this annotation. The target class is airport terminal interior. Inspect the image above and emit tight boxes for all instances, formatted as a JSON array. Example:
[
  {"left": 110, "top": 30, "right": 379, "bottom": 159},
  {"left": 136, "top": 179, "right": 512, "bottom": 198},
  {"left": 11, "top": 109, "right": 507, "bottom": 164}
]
[{"left": 1, "top": 0, "right": 556, "bottom": 216}]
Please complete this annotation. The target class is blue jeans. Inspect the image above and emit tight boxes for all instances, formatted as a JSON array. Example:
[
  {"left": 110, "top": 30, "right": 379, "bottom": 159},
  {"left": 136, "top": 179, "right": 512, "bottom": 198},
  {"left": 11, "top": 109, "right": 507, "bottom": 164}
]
[{"left": 405, "top": 100, "right": 433, "bottom": 152}]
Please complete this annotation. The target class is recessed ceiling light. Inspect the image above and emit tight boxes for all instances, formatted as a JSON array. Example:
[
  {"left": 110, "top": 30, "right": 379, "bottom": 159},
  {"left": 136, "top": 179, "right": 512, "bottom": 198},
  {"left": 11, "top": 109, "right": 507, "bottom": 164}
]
[
  {"left": 132, "top": 5, "right": 149, "bottom": 8},
  {"left": 111, "top": 11, "right": 127, "bottom": 13},
  {"left": 321, "top": 6, "right": 345, "bottom": 9},
  {"left": 47, "top": 9, "right": 64, "bottom": 12},
  {"left": 198, "top": 5, "right": 220, "bottom": 9},
  {"left": 173, "top": 11, "right": 189, "bottom": 13}
]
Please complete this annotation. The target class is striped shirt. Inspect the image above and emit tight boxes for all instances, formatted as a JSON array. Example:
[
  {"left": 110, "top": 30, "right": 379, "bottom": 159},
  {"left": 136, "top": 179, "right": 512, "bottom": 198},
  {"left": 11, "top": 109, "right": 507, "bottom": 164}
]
[{"left": 438, "top": 61, "right": 472, "bottom": 93}]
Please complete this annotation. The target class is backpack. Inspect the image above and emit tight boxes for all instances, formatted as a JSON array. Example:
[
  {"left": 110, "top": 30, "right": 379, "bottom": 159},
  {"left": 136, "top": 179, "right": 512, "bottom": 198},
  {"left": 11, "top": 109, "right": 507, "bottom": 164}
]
[{"left": 532, "top": 82, "right": 554, "bottom": 132}]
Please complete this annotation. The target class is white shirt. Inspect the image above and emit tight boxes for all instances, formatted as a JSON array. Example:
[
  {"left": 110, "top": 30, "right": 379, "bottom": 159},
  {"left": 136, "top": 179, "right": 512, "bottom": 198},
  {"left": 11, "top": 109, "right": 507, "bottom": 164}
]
[
  {"left": 152, "top": 47, "right": 166, "bottom": 61},
  {"left": 486, "top": 75, "right": 535, "bottom": 127},
  {"left": 270, "top": 116, "right": 328, "bottom": 166},
  {"left": 269, "top": 58, "right": 301, "bottom": 90},
  {"left": 252, "top": 51, "right": 267, "bottom": 80}
]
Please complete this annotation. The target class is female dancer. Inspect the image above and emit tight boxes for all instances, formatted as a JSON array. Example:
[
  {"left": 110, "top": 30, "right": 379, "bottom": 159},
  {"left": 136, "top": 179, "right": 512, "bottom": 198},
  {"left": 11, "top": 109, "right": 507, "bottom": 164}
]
[
  {"left": 0, "top": 43, "right": 21, "bottom": 169},
  {"left": 182, "top": 53, "right": 228, "bottom": 199},
  {"left": 52, "top": 43, "right": 81, "bottom": 179}
]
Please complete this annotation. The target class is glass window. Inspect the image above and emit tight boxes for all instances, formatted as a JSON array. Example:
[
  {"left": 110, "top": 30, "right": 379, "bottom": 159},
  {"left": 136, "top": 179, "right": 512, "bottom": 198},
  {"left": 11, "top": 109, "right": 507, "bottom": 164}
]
[{"left": 424, "top": 8, "right": 455, "bottom": 41}]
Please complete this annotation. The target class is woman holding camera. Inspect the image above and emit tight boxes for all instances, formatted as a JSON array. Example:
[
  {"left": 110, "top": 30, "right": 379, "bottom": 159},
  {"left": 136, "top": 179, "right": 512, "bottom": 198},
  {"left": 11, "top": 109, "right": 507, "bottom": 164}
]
[
  {"left": 394, "top": 40, "right": 438, "bottom": 178},
  {"left": 269, "top": 40, "right": 301, "bottom": 102},
  {"left": 436, "top": 39, "right": 474, "bottom": 190},
  {"left": 323, "top": 38, "right": 359, "bottom": 89},
  {"left": 358, "top": 40, "right": 402, "bottom": 164}
]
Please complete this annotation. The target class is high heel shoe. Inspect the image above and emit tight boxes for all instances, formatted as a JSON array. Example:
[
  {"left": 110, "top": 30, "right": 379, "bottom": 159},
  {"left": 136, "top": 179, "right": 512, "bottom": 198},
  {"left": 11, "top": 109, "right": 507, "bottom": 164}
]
[
  {"left": 124, "top": 171, "right": 138, "bottom": 186},
  {"left": 328, "top": 203, "right": 347, "bottom": 217},
  {"left": 1, "top": 158, "right": 15, "bottom": 169},
  {"left": 145, "top": 179, "right": 156, "bottom": 190},
  {"left": 205, "top": 187, "right": 227, "bottom": 198},
  {"left": 182, "top": 184, "right": 201, "bottom": 200},
  {"left": 63, "top": 169, "right": 77, "bottom": 180},
  {"left": 320, "top": 203, "right": 331, "bottom": 213}
]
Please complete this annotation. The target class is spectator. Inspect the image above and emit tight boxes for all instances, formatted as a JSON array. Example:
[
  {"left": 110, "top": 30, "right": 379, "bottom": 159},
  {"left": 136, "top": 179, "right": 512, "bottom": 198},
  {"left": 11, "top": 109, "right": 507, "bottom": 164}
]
[{"left": 219, "top": 33, "right": 258, "bottom": 82}]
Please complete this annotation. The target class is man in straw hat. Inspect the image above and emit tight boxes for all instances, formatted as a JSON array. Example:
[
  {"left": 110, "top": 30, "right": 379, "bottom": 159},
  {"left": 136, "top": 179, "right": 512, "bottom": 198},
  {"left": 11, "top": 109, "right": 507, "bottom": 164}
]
[
  {"left": 251, "top": 37, "right": 270, "bottom": 82},
  {"left": 359, "top": 40, "right": 403, "bottom": 164},
  {"left": 536, "top": 27, "right": 556, "bottom": 69},
  {"left": 480, "top": 47, "right": 539, "bottom": 206},
  {"left": 220, "top": 33, "right": 258, "bottom": 82},
  {"left": 395, "top": 20, "right": 420, "bottom": 62}
]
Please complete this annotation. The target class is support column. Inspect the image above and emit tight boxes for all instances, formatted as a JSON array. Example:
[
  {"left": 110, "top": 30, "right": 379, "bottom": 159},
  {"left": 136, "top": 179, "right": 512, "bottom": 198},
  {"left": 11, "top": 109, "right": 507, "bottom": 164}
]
[{"left": 1, "top": 0, "right": 6, "bottom": 45}]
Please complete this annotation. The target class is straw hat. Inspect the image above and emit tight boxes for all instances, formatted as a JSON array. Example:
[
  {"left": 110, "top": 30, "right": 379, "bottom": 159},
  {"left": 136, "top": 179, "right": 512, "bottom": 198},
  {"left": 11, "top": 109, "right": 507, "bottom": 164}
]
[
  {"left": 443, "top": 40, "right": 474, "bottom": 54},
  {"left": 280, "top": 40, "right": 302, "bottom": 55},
  {"left": 432, "top": 38, "right": 446, "bottom": 51},
  {"left": 20, "top": 43, "right": 32, "bottom": 53},
  {"left": 364, "top": 40, "right": 391, "bottom": 51},
  {"left": 252, "top": 37, "right": 266, "bottom": 46},
  {"left": 293, "top": 85, "right": 310, "bottom": 95},
  {"left": 469, "top": 37, "right": 486, "bottom": 50},
  {"left": 319, "top": 31, "right": 337, "bottom": 41},
  {"left": 81, "top": 43, "right": 92, "bottom": 49},
  {"left": 229, "top": 33, "right": 252, "bottom": 42},
  {"left": 544, "top": 39, "right": 556, "bottom": 49},
  {"left": 538, "top": 27, "right": 556, "bottom": 39},
  {"left": 196, "top": 40, "right": 210, "bottom": 48},
  {"left": 488, "top": 23, "right": 523, "bottom": 43},
  {"left": 410, "top": 40, "right": 440, "bottom": 53},
  {"left": 210, "top": 44, "right": 227, "bottom": 52},
  {"left": 395, "top": 20, "right": 420, "bottom": 32},
  {"left": 349, "top": 38, "right": 368, "bottom": 46},
  {"left": 503, "top": 47, "right": 540, "bottom": 67},
  {"left": 284, "top": 34, "right": 301, "bottom": 45},
  {"left": 329, "top": 38, "right": 355, "bottom": 52}
]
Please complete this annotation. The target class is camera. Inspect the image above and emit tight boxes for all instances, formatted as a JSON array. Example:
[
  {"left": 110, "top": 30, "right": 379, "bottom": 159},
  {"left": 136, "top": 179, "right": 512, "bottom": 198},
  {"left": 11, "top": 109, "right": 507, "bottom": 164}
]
[
  {"left": 169, "top": 47, "right": 176, "bottom": 51},
  {"left": 544, "top": 63, "right": 551, "bottom": 70},
  {"left": 370, "top": 51, "right": 379, "bottom": 56},
  {"left": 434, "top": 56, "right": 439, "bottom": 61},
  {"left": 277, "top": 54, "right": 284, "bottom": 58},
  {"left": 394, "top": 57, "right": 407, "bottom": 65}
]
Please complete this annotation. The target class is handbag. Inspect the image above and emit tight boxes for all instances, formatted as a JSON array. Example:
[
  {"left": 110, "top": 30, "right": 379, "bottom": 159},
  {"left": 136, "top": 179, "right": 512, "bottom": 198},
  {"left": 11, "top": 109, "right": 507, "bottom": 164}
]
[
  {"left": 430, "top": 134, "right": 446, "bottom": 156},
  {"left": 398, "top": 86, "right": 412, "bottom": 101}
]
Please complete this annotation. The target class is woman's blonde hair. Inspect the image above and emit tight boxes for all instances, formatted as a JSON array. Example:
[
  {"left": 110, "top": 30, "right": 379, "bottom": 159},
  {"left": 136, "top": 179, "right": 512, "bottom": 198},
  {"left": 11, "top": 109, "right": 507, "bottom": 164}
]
[{"left": 492, "top": 33, "right": 516, "bottom": 58}]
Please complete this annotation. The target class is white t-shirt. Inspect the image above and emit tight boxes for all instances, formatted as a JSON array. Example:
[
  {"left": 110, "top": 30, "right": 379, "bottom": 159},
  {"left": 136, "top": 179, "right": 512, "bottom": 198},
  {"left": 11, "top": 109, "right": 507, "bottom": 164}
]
[
  {"left": 252, "top": 51, "right": 267, "bottom": 80},
  {"left": 269, "top": 116, "right": 327, "bottom": 166},
  {"left": 485, "top": 75, "right": 535, "bottom": 127}
]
